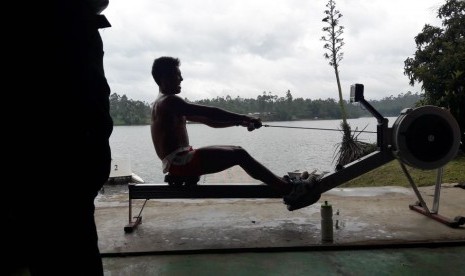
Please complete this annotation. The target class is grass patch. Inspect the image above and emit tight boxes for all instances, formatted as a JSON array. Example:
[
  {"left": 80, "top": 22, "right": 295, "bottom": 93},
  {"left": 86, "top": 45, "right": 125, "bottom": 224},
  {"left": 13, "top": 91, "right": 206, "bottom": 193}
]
[{"left": 341, "top": 152, "right": 465, "bottom": 188}]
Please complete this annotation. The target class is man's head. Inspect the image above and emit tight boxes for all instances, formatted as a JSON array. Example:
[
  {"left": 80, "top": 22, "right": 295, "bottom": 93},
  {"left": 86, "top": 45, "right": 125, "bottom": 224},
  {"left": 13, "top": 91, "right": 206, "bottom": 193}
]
[{"left": 152, "top": 56, "right": 183, "bottom": 95}]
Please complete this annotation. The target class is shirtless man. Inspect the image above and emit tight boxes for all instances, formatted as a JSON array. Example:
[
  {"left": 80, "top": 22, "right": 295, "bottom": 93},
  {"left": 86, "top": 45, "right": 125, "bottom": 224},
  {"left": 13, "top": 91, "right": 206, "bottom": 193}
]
[{"left": 150, "top": 56, "right": 320, "bottom": 211}]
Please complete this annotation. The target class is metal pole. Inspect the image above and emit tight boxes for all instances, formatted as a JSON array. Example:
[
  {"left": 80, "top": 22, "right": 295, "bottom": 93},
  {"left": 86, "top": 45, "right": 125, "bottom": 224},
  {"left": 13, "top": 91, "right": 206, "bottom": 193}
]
[
  {"left": 399, "top": 161, "right": 430, "bottom": 214},
  {"left": 128, "top": 198, "right": 132, "bottom": 224},
  {"left": 432, "top": 167, "right": 444, "bottom": 214}
]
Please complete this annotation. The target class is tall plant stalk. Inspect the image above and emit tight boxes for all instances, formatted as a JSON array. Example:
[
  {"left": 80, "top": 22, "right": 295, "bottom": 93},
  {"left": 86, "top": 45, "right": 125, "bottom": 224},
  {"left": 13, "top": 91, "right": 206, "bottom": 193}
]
[{"left": 321, "top": 0, "right": 374, "bottom": 167}]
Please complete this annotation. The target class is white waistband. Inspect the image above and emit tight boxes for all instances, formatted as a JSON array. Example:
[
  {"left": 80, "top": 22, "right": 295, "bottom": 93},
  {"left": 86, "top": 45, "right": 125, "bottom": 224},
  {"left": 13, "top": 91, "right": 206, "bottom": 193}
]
[{"left": 162, "top": 146, "right": 192, "bottom": 173}]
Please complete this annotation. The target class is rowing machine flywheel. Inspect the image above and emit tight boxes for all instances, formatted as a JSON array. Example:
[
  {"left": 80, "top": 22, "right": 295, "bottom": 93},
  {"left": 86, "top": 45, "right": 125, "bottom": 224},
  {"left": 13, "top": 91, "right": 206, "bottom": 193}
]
[{"left": 392, "top": 105, "right": 460, "bottom": 170}]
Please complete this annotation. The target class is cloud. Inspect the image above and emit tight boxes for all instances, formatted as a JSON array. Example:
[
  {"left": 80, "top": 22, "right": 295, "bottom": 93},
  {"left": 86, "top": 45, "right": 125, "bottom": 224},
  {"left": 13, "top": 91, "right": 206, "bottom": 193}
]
[{"left": 101, "top": 0, "right": 443, "bottom": 103}]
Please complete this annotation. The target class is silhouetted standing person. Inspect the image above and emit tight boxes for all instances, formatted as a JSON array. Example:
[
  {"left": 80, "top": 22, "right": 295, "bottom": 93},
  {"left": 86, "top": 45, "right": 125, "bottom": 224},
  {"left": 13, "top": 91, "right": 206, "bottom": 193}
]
[{"left": 9, "top": 1, "right": 113, "bottom": 275}]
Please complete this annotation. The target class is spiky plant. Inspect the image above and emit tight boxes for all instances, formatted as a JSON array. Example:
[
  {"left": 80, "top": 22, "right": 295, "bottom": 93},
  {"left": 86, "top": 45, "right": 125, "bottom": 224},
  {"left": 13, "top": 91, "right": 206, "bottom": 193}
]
[{"left": 333, "top": 121, "right": 377, "bottom": 168}]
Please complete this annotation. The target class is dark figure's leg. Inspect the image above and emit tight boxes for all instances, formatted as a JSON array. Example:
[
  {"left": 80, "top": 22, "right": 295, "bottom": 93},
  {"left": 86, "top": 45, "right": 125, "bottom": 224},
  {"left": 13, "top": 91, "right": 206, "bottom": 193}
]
[{"left": 195, "top": 146, "right": 292, "bottom": 195}]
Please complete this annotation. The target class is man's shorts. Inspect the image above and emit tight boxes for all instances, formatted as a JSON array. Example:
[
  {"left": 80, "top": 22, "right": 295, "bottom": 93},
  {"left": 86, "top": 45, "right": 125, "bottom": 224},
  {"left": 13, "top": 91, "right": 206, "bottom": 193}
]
[{"left": 162, "top": 146, "right": 202, "bottom": 176}]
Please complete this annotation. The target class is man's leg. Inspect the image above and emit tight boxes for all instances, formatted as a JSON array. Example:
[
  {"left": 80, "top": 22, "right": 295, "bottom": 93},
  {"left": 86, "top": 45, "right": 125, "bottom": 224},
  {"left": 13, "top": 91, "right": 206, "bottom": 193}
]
[
  {"left": 195, "top": 145, "right": 321, "bottom": 210},
  {"left": 195, "top": 146, "right": 291, "bottom": 195}
]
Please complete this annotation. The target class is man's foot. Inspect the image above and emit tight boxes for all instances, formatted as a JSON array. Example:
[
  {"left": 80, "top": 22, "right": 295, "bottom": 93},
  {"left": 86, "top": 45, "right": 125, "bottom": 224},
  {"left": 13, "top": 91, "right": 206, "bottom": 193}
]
[{"left": 283, "top": 176, "right": 321, "bottom": 211}]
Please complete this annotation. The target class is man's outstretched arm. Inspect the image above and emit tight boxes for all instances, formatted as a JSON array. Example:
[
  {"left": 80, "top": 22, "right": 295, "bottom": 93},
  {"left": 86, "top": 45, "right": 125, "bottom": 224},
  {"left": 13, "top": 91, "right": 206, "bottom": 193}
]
[{"left": 169, "top": 95, "right": 260, "bottom": 128}]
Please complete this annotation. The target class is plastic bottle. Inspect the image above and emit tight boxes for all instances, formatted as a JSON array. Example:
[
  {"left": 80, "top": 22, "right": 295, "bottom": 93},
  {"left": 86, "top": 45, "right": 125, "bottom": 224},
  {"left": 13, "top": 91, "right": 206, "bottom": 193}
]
[
  {"left": 335, "top": 209, "right": 340, "bottom": 229},
  {"left": 321, "top": 200, "right": 333, "bottom": 242}
]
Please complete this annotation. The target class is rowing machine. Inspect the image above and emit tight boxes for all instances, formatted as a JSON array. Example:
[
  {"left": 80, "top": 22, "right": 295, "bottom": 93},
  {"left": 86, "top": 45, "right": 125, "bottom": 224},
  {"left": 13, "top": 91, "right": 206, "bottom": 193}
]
[{"left": 124, "top": 83, "right": 463, "bottom": 233}]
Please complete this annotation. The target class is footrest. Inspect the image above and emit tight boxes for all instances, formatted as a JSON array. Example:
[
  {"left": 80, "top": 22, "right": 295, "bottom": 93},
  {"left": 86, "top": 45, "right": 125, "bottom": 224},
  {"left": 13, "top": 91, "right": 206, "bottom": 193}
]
[
  {"left": 164, "top": 174, "right": 200, "bottom": 186},
  {"left": 409, "top": 203, "right": 465, "bottom": 228}
]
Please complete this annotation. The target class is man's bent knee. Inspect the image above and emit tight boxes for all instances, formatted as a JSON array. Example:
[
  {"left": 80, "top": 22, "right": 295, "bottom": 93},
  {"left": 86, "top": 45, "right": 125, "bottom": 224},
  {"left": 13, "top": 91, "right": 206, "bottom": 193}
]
[{"left": 231, "top": 146, "right": 252, "bottom": 159}]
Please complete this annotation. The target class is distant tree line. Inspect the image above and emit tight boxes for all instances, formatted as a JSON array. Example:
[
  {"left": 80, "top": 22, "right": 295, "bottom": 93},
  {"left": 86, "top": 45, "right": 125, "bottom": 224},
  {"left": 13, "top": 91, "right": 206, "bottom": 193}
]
[
  {"left": 109, "top": 93, "right": 152, "bottom": 125},
  {"left": 109, "top": 91, "right": 421, "bottom": 125},
  {"left": 195, "top": 90, "right": 421, "bottom": 121}
]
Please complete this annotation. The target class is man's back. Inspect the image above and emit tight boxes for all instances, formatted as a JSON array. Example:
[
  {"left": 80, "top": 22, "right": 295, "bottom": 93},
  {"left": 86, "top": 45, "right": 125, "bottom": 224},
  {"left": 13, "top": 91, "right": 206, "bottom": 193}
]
[{"left": 151, "top": 94, "right": 190, "bottom": 160}]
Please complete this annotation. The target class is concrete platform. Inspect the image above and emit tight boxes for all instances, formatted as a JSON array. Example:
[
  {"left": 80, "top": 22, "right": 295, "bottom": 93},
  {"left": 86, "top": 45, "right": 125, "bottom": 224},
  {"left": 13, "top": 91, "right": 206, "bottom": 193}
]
[{"left": 96, "top": 167, "right": 465, "bottom": 274}]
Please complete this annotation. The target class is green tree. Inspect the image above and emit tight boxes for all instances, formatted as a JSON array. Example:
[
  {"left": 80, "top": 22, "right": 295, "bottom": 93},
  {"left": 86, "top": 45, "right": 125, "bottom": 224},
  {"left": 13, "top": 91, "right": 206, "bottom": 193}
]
[
  {"left": 404, "top": 0, "right": 465, "bottom": 151},
  {"left": 109, "top": 93, "right": 151, "bottom": 125}
]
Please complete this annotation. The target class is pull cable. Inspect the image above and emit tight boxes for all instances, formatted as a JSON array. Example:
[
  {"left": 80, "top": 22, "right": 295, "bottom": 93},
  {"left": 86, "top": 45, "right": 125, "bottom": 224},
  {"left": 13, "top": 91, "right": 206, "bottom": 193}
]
[{"left": 262, "top": 124, "right": 376, "bottom": 133}]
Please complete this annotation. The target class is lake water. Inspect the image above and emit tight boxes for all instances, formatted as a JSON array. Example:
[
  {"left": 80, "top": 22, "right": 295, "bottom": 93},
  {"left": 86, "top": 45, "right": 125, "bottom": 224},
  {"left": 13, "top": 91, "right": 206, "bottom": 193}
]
[{"left": 110, "top": 117, "right": 397, "bottom": 183}]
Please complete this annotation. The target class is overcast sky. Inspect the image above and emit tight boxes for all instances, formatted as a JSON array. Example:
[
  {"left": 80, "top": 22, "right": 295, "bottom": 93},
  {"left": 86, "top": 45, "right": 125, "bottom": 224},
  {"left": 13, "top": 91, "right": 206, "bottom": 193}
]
[{"left": 100, "top": 0, "right": 444, "bottom": 104}]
